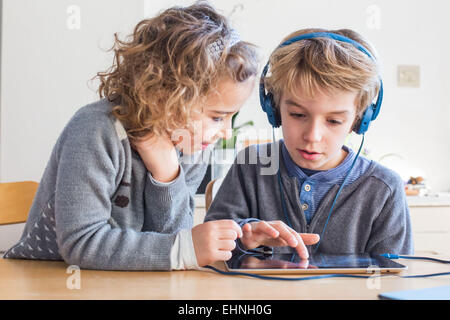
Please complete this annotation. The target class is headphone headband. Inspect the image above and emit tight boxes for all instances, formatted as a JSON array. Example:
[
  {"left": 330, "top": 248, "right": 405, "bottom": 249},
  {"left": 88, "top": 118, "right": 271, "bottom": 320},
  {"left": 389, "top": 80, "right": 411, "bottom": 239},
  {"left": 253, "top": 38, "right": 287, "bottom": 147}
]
[
  {"left": 279, "top": 32, "right": 375, "bottom": 59},
  {"left": 259, "top": 32, "right": 383, "bottom": 134}
]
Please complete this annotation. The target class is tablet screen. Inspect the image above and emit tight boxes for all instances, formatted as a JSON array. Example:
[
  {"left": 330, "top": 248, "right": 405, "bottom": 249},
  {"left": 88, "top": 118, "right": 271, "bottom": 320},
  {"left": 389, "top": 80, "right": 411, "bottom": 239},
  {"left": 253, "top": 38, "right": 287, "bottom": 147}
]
[{"left": 226, "top": 252, "right": 406, "bottom": 273}]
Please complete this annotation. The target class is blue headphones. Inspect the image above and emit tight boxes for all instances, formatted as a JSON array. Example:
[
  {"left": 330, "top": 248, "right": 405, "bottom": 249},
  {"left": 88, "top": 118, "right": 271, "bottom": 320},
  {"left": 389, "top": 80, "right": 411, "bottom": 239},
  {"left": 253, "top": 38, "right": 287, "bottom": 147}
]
[{"left": 259, "top": 32, "right": 383, "bottom": 134}]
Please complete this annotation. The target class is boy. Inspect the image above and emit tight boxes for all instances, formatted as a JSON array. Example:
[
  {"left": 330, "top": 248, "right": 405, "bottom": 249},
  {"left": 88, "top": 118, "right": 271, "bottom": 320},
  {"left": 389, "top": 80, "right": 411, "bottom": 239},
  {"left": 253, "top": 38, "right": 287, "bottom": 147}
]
[{"left": 205, "top": 28, "right": 413, "bottom": 259}]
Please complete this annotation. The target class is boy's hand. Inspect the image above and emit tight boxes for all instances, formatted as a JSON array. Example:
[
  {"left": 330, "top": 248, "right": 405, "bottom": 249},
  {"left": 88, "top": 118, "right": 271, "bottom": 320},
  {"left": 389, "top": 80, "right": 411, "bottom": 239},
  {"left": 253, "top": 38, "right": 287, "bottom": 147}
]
[
  {"left": 191, "top": 220, "right": 243, "bottom": 267},
  {"left": 131, "top": 133, "right": 180, "bottom": 183},
  {"left": 240, "top": 221, "right": 320, "bottom": 260}
]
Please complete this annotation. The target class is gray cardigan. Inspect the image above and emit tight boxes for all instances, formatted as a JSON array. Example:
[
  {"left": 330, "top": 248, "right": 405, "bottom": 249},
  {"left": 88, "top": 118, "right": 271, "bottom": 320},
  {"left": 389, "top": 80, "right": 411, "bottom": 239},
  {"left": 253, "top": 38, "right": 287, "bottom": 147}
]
[
  {"left": 205, "top": 143, "right": 414, "bottom": 255},
  {"left": 4, "top": 99, "right": 208, "bottom": 270}
]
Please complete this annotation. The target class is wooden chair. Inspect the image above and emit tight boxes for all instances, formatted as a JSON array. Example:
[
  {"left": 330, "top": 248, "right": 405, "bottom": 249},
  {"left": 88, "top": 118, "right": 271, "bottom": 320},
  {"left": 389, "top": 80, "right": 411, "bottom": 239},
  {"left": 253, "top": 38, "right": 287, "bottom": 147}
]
[
  {"left": 205, "top": 179, "right": 216, "bottom": 211},
  {"left": 0, "top": 181, "right": 38, "bottom": 226},
  {"left": 205, "top": 178, "right": 225, "bottom": 211}
]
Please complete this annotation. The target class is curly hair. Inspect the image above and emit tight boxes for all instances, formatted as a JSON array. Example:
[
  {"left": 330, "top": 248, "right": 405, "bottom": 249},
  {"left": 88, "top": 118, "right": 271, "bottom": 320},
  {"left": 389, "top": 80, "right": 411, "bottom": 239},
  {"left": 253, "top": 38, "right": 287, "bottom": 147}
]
[
  {"left": 96, "top": 1, "right": 259, "bottom": 141},
  {"left": 264, "top": 28, "right": 381, "bottom": 123}
]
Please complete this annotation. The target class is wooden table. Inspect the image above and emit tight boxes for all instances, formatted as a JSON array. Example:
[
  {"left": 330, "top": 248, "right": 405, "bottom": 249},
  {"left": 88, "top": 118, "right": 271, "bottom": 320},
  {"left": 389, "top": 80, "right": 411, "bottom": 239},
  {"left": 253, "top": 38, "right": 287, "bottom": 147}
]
[{"left": 1, "top": 255, "right": 449, "bottom": 300}]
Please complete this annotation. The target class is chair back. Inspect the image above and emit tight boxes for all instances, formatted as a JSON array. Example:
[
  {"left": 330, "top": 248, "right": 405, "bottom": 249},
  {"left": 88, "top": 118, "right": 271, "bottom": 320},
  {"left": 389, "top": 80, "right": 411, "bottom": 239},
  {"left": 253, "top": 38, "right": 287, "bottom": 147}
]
[
  {"left": 0, "top": 181, "right": 38, "bottom": 225},
  {"left": 205, "top": 179, "right": 216, "bottom": 211},
  {"left": 204, "top": 178, "right": 226, "bottom": 211}
]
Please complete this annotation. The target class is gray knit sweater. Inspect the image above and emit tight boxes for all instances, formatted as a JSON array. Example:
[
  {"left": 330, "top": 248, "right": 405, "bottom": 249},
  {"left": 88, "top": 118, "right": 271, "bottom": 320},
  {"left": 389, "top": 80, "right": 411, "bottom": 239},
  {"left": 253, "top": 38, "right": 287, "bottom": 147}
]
[
  {"left": 4, "top": 99, "right": 209, "bottom": 270},
  {"left": 205, "top": 142, "right": 414, "bottom": 255}
]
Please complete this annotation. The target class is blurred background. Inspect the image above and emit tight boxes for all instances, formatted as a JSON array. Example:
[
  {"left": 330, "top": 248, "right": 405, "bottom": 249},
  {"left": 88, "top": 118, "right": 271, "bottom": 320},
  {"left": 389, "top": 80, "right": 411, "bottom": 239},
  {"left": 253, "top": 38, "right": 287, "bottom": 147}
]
[{"left": 1, "top": 0, "right": 450, "bottom": 253}]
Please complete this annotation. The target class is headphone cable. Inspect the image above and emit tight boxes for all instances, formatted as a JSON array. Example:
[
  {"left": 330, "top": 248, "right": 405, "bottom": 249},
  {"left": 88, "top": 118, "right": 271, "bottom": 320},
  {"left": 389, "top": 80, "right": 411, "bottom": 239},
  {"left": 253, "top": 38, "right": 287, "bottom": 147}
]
[{"left": 313, "top": 134, "right": 365, "bottom": 253}]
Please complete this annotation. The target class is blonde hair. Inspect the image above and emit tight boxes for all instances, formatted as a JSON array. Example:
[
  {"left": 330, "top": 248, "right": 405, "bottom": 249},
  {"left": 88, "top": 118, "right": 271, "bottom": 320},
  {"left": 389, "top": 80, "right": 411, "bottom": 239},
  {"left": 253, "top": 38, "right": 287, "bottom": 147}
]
[
  {"left": 264, "top": 28, "right": 380, "bottom": 123},
  {"left": 96, "top": 1, "right": 258, "bottom": 140}
]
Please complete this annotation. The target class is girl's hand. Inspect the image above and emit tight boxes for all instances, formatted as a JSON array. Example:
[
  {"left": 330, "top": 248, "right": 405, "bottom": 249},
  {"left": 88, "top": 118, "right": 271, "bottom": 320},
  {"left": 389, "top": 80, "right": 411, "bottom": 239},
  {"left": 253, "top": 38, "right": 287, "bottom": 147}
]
[
  {"left": 240, "top": 221, "right": 320, "bottom": 260},
  {"left": 191, "top": 220, "right": 243, "bottom": 267},
  {"left": 131, "top": 133, "right": 180, "bottom": 183}
]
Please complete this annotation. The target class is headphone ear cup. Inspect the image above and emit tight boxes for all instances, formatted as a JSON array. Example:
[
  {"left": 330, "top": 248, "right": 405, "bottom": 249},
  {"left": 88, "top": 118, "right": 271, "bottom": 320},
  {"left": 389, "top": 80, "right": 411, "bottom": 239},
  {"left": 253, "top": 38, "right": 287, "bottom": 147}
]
[
  {"left": 274, "top": 106, "right": 282, "bottom": 127},
  {"left": 354, "top": 104, "right": 375, "bottom": 135},
  {"left": 263, "top": 92, "right": 282, "bottom": 128}
]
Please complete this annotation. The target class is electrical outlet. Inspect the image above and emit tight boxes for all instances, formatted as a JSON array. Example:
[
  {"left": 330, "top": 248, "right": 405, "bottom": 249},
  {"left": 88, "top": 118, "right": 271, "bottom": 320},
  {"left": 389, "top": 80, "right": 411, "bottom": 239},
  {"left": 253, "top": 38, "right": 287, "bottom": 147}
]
[{"left": 398, "top": 65, "right": 420, "bottom": 88}]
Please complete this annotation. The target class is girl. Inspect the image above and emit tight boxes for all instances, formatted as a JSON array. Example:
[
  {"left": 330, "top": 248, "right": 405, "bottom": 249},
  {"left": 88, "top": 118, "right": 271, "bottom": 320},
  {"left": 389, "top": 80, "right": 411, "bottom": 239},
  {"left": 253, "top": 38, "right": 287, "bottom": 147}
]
[{"left": 4, "top": 2, "right": 258, "bottom": 270}]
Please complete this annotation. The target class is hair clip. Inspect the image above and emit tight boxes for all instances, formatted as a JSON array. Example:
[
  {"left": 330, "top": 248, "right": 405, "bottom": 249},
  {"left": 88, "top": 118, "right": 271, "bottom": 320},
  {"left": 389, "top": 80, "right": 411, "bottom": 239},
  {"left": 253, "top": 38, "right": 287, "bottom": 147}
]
[{"left": 207, "top": 29, "right": 241, "bottom": 59}]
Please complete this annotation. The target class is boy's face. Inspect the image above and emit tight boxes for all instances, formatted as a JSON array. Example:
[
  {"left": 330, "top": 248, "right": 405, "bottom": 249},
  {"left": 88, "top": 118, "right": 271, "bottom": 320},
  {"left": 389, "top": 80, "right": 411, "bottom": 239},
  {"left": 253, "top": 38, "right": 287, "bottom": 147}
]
[{"left": 279, "top": 85, "right": 358, "bottom": 171}]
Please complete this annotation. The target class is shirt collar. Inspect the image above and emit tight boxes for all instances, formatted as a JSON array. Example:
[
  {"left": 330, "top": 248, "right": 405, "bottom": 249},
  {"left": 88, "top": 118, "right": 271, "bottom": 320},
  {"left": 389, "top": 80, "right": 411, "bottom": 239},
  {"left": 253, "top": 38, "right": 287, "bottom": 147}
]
[{"left": 280, "top": 140, "right": 356, "bottom": 184}]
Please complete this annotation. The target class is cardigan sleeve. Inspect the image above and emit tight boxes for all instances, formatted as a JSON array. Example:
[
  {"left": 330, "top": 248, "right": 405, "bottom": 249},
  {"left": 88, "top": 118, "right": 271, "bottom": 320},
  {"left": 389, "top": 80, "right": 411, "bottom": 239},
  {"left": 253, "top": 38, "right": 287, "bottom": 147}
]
[
  {"left": 365, "top": 174, "right": 414, "bottom": 255},
  {"left": 54, "top": 111, "right": 179, "bottom": 270}
]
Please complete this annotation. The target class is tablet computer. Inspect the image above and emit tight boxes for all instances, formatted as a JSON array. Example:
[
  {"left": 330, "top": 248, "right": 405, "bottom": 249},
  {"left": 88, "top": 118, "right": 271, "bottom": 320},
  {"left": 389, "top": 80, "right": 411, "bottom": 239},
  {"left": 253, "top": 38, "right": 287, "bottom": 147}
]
[{"left": 225, "top": 252, "right": 407, "bottom": 274}]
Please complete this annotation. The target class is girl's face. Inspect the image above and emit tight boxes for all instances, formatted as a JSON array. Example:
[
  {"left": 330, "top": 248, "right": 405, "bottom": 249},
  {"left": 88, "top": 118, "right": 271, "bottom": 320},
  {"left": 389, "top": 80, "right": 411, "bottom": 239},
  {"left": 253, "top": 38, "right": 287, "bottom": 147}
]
[
  {"left": 176, "top": 77, "right": 255, "bottom": 155},
  {"left": 279, "top": 86, "right": 358, "bottom": 171}
]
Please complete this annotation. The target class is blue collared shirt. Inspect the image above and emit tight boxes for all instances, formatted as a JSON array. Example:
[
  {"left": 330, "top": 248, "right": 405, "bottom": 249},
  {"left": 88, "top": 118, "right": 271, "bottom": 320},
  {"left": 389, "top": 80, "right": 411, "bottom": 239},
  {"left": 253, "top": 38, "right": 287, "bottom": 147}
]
[{"left": 280, "top": 140, "right": 372, "bottom": 224}]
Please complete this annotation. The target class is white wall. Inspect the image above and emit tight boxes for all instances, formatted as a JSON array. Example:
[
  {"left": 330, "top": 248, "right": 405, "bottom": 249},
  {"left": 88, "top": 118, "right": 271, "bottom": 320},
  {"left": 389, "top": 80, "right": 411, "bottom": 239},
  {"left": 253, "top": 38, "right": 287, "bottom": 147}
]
[
  {"left": 1, "top": 0, "right": 450, "bottom": 249},
  {"left": 0, "top": 0, "right": 147, "bottom": 250},
  {"left": 0, "top": 0, "right": 146, "bottom": 183}
]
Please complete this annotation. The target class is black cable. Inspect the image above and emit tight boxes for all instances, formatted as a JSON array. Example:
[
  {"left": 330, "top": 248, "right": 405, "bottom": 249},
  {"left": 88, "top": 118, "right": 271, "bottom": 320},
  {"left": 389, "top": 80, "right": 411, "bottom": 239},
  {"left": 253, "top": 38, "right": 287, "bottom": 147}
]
[
  {"left": 204, "top": 265, "right": 450, "bottom": 281},
  {"left": 203, "top": 253, "right": 450, "bottom": 281}
]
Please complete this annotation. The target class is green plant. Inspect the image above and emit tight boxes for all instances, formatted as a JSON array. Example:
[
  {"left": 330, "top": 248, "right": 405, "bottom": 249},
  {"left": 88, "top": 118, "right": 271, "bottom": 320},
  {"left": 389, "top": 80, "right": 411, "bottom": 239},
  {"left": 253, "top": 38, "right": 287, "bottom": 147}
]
[{"left": 217, "top": 112, "right": 254, "bottom": 149}]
